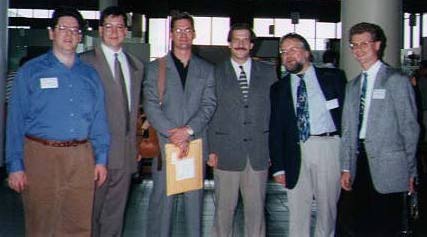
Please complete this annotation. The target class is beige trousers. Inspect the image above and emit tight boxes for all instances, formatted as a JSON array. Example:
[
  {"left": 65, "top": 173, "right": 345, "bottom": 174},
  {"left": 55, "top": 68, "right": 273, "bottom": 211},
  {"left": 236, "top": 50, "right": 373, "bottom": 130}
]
[{"left": 22, "top": 138, "right": 95, "bottom": 237}]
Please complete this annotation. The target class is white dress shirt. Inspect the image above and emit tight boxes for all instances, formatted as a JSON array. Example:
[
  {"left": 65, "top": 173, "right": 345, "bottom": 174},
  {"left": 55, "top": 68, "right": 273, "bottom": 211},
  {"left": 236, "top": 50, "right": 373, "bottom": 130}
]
[
  {"left": 101, "top": 43, "right": 132, "bottom": 109},
  {"left": 359, "top": 60, "right": 382, "bottom": 139},
  {"left": 230, "top": 58, "right": 252, "bottom": 85}
]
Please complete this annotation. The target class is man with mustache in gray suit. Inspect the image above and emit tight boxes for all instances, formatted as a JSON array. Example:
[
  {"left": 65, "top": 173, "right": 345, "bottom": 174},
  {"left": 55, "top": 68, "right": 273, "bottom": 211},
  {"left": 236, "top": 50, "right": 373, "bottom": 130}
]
[
  {"left": 208, "top": 23, "right": 276, "bottom": 237},
  {"left": 340, "top": 22, "right": 419, "bottom": 236}
]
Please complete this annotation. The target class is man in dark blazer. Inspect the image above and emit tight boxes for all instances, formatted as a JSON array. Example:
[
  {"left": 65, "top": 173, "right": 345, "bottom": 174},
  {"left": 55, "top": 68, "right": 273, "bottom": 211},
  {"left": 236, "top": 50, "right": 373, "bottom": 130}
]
[
  {"left": 143, "top": 11, "right": 216, "bottom": 237},
  {"left": 340, "top": 22, "right": 419, "bottom": 236},
  {"left": 80, "top": 6, "right": 144, "bottom": 237},
  {"left": 208, "top": 23, "right": 276, "bottom": 237},
  {"left": 269, "top": 33, "right": 346, "bottom": 237}
]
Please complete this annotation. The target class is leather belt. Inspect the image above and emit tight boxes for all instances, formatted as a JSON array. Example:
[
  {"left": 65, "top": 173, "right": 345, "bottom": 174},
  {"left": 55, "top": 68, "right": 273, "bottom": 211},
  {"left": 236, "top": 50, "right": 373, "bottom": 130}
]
[
  {"left": 311, "top": 131, "right": 339, "bottom": 137},
  {"left": 26, "top": 135, "right": 88, "bottom": 147}
]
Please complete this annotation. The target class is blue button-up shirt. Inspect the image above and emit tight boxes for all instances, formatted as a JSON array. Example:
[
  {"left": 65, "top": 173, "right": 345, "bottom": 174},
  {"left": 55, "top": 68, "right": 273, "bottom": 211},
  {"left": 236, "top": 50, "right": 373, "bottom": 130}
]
[{"left": 6, "top": 50, "right": 110, "bottom": 173}]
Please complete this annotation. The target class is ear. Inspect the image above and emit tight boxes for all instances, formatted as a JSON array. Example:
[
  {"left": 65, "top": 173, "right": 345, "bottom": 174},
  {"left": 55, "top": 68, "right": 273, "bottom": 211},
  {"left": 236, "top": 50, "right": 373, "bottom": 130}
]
[
  {"left": 374, "top": 41, "right": 381, "bottom": 51},
  {"left": 98, "top": 26, "right": 103, "bottom": 37},
  {"left": 48, "top": 29, "right": 54, "bottom": 41},
  {"left": 249, "top": 42, "right": 254, "bottom": 50}
]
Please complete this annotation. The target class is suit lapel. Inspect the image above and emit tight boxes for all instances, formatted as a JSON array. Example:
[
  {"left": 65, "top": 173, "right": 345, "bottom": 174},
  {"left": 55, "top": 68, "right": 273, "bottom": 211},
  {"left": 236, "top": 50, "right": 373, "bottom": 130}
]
[
  {"left": 94, "top": 47, "right": 116, "bottom": 84},
  {"left": 365, "top": 64, "right": 389, "bottom": 136},
  {"left": 224, "top": 60, "right": 245, "bottom": 105}
]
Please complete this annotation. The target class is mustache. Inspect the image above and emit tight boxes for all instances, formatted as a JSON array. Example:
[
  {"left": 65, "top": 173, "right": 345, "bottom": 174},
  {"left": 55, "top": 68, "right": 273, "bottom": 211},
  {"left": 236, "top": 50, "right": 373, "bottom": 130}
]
[{"left": 234, "top": 47, "right": 248, "bottom": 51}]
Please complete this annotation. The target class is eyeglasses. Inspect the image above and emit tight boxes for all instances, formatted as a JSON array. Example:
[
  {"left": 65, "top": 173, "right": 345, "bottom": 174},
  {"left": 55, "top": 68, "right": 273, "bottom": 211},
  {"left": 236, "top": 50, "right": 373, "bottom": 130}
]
[
  {"left": 279, "top": 47, "right": 303, "bottom": 55},
  {"left": 173, "top": 28, "right": 194, "bottom": 35},
  {"left": 349, "top": 41, "right": 374, "bottom": 50},
  {"left": 103, "top": 23, "right": 127, "bottom": 33},
  {"left": 55, "top": 25, "right": 82, "bottom": 35}
]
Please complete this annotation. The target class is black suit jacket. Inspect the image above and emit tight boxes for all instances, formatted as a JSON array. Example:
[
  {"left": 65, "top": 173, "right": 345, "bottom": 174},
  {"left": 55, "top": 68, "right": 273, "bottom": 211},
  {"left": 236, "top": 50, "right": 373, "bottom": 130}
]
[{"left": 269, "top": 66, "right": 346, "bottom": 189}]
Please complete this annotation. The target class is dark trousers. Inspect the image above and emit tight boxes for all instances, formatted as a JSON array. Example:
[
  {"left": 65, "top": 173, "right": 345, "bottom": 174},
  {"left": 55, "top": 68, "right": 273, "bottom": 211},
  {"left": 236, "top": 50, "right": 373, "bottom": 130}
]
[{"left": 337, "top": 142, "right": 404, "bottom": 237}]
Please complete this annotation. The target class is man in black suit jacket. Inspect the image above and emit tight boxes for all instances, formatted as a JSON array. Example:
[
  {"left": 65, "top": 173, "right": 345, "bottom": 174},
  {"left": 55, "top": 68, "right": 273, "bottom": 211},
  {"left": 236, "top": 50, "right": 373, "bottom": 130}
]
[{"left": 269, "top": 33, "right": 346, "bottom": 237}]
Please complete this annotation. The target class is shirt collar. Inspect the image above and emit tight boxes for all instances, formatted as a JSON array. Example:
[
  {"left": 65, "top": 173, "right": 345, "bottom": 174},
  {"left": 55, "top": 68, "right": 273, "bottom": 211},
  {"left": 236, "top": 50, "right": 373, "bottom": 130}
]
[
  {"left": 363, "top": 60, "right": 382, "bottom": 78},
  {"left": 101, "top": 43, "right": 123, "bottom": 59}
]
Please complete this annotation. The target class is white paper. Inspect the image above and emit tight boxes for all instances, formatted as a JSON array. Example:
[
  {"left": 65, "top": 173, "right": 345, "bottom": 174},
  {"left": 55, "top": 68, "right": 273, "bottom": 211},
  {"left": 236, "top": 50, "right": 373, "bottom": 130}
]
[
  {"left": 372, "top": 89, "right": 386, "bottom": 99},
  {"left": 175, "top": 156, "right": 195, "bottom": 181},
  {"left": 325, "top": 98, "right": 339, "bottom": 110},
  {"left": 40, "top": 77, "right": 59, "bottom": 89}
]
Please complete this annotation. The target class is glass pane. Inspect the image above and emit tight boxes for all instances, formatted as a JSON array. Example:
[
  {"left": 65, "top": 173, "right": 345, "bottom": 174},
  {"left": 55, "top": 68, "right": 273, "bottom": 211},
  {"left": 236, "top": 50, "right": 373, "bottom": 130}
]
[
  {"left": 80, "top": 10, "right": 98, "bottom": 20},
  {"left": 412, "top": 14, "right": 420, "bottom": 48},
  {"left": 295, "top": 19, "right": 315, "bottom": 39},
  {"left": 8, "top": 9, "right": 18, "bottom": 18},
  {"left": 404, "top": 18, "right": 410, "bottom": 49},
  {"left": 424, "top": 13, "right": 427, "bottom": 37},
  {"left": 211, "top": 17, "right": 229, "bottom": 46},
  {"left": 316, "top": 22, "right": 336, "bottom": 39},
  {"left": 315, "top": 38, "right": 328, "bottom": 50},
  {"left": 336, "top": 22, "right": 342, "bottom": 39},
  {"left": 274, "top": 18, "right": 294, "bottom": 37},
  {"left": 194, "top": 17, "right": 211, "bottom": 45},
  {"left": 17, "top": 9, "right": 33, "bottom": 18},
  {"left": 254, "top": 18, "right": 274, "bottom": 37},
  {"left": 149, "top": 18, "right": 169, "bottom": 58}
]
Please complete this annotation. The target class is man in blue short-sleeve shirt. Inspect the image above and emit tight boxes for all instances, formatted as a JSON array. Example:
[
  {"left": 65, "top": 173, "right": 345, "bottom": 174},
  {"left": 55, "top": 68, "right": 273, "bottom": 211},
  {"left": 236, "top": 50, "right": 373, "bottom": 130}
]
[{"left": 6, "top": 7, "right": 110, "bottom": 237}]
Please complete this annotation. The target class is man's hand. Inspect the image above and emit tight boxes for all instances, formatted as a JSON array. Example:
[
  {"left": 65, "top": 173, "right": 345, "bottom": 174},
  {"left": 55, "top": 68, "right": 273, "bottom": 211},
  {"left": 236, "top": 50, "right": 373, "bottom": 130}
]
[
  {"left": 8, "top": 171, "right": 27, "bottom": 193},
  {"left": 168, "top": 127, "right": 190, "bottom": 146},
  {"left": 207, "top": 153, "right": 218, "bottom": 168},
  {"left": 409, "top": 177, "right": 415, "bottom": 194},
  {"left": 273, "top": 174, "right": 286, "bottom": 187},
  {"left": 94, "top": 165, "right": 108, "bottom": 187},
  {"left": 340, "top": 172, "right": 352, "bottom": 191}
]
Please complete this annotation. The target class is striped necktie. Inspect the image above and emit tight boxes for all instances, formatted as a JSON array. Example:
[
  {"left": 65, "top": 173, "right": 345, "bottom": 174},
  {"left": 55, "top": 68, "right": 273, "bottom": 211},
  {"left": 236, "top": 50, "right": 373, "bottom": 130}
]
[
  {"left": 296, "top": 74, "right": 310, "bottom": 142},
  {"left": 114, "top": 53, "right": 130, "bottom": 133},
  {"left": 238, "top": 65, "right": 249, "bottom": 101},
  {"left": 358, "top": 72, "right": 368, "bottom": 134}
]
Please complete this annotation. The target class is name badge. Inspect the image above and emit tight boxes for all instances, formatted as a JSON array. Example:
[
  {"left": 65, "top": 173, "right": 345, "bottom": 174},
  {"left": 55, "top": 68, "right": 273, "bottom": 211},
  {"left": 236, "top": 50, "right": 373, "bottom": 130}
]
[
  {"left": 40, "top": 77, "right": 58, "bottom": 89},
  {"left": 326, "top": 98, "right": 339, "bottom": 110},
  {"left": 372, "top": 89, "right": 386, "bottom": 99}
]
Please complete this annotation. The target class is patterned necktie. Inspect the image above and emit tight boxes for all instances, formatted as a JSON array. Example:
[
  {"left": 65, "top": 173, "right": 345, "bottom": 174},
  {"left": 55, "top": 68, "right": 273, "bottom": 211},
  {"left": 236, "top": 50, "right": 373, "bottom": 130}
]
[
  {"left": 238, "top": 65, "right": 249, "bottom": 102},
  {"left": 296, "top": 74, "right": 310, "bottom": 142},
  {"left": 358, "top": 72, "right": 368, "bottom": 133},
  {"left": 114, "top": 53, "right": 130, "bottom": 133}
]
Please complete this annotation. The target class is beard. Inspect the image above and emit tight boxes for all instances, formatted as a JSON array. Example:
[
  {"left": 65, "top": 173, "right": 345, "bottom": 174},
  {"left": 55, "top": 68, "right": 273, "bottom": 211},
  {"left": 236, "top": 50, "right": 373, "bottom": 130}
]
[{"left": 285, "top": 61, "right": 304, "bottom": 74}]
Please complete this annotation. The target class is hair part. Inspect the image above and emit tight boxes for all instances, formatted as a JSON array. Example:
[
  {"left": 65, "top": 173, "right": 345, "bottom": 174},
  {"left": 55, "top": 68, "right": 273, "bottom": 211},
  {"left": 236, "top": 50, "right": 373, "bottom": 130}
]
[
  {"left": 100, "top": 6, "right": 128, "bottom": 27},
  {"left": 227, "top": 23, "right": 257, "bottom": 43},
  {"left": 51, "top": 6, "right": 85, "bottom": 30},
  {"left": 170, "top": 10, "right": 194, "bottom": 30},
  {"left": 349, "top": 22, "right": 387, "bottom": 59}
]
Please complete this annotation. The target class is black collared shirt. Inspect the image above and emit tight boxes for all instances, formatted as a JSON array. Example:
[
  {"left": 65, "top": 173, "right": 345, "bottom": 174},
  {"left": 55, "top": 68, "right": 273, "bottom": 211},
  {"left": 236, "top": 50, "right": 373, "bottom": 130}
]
[{"left": 171, "top": 52, "right": 189, "bottom": 89}]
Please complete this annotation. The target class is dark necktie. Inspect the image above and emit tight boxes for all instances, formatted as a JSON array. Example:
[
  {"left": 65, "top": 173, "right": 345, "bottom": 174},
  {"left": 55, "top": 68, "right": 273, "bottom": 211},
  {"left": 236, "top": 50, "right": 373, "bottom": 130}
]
[
  {"left": 114, "top": 53, "right": 130, "bottom": 133},
  {"left": 296, "top": 74, "right": 310, "bottom": 142},
  {"left": 238, "top": 65, "right": 249, "bottom": 102},
  {"left": 358, "top": 72, "right": 368, "bottom": 135}
]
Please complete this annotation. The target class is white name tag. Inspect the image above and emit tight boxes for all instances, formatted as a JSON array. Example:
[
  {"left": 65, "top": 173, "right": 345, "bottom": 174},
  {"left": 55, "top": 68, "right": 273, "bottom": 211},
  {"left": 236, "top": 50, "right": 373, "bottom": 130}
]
[
  {"left": 372, "top": 89, "right": 386, "bottom": 99},
  {"left": 326, "top": 98, "right": 339, "bottom": 110},
  {"left": 40, "top": 77, "right": 58, "bottom": 89}
]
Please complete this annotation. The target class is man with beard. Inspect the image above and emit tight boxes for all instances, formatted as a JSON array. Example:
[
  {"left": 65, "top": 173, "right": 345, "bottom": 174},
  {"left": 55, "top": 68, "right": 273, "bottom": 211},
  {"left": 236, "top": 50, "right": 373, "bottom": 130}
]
[
  {"left": 269, "top": 33, "right": 346, "bottom": 237},
  {"left": 208, "top": 23, "right": 276, "bottom": 237}
]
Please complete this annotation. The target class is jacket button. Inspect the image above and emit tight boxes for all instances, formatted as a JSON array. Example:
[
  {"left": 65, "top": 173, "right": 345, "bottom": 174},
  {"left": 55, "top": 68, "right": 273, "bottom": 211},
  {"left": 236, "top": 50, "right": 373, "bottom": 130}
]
[
  {"left": 243, "top": 138, "right": 248, "bottom": 142},
  {"left": 244, "top": 105, "right": 249, "bottom": 108}
]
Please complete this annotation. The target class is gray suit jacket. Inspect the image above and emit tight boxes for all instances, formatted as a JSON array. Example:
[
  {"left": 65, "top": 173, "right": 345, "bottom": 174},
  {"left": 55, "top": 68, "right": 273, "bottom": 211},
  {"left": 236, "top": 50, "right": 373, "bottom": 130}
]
[
  {"left": 340, "top": 63, "right": 419, "bottom": 194},
  {"left": 80, "top": 47, "right": 144, "bottom": 173},
  {"left": 208, "top": 59, "right": 276, "bottom": 171},
  {"left": 143, "top": 52, "right": 216, "bottom": 161}
]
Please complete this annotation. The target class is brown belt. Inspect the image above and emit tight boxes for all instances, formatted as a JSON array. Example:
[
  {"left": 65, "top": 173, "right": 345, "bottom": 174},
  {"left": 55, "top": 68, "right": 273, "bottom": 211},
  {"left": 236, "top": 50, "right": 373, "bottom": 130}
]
[{"left": 26, "top": 135, "right": 88, "bottom": 147}]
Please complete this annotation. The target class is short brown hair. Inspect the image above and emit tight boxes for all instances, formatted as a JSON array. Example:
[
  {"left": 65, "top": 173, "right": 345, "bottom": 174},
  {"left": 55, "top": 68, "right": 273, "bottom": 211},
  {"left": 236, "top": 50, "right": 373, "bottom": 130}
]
[{"left": 349, "top": 22, "right": 387, "bottom": 59}]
